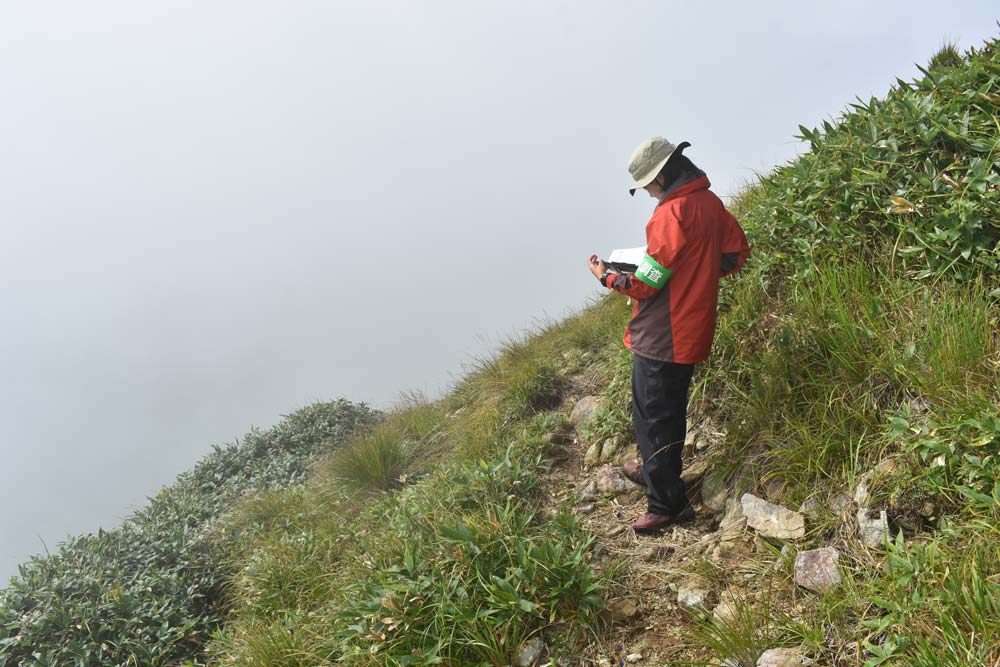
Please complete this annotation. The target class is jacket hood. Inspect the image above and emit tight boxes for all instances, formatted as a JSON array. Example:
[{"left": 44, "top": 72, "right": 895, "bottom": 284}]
[{"left": 656, "top": 172, "right": 711, "bottom": 208}]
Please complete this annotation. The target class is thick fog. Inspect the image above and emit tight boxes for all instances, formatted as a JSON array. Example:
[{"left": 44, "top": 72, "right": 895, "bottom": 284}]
[{"left": 1, "top": 1, "right": 997, "bottom": 580}]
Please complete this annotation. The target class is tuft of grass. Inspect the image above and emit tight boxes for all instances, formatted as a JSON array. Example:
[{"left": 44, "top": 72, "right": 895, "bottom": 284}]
[
  {"left": 928, "top": 40, "right": 964, "bottom": 70},
  {"left": 327, "top": 424, "right": 415, "bottom": 491}
]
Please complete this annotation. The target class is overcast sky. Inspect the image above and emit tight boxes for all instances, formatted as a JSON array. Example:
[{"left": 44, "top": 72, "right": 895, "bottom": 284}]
[{"left": 1, "top": 1, "right": 997, "bottom": 581}]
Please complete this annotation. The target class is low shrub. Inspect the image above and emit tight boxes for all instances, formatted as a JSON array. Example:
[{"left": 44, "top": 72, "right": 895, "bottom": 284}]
[{"left": 0, "top": 399, "right": 377, "bottom": 667}]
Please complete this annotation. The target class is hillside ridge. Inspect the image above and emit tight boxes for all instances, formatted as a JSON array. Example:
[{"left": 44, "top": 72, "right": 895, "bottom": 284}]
[{"left": 2, "top": 34, "right": 999, "bottom": 667}]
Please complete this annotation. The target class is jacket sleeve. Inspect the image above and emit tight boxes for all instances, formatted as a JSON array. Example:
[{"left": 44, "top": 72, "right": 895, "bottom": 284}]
[
  {"left": 603, "top": 205, "right": 686, "bottom": 300},
  {"left": 719, "top": 210, "right": 750, "bottom": 277}
]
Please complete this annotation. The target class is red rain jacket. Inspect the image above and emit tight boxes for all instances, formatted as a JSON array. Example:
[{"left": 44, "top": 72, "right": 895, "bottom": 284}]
[{"left": 602, "top": 175, "right": 750, "bottom": 364}]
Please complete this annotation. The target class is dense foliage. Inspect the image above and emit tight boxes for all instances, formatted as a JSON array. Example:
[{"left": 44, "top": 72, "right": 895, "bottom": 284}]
[
  {"left": 0, "top": 399, "right": 377, "bottom": 667},
  {"left": 742, "top": 40, "right": 1000, "bottom": 281}
]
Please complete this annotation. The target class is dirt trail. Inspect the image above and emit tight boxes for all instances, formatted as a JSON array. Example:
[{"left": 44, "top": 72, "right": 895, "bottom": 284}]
[{"left": 543, "top": 383, "right": 757, "bottom": 666}]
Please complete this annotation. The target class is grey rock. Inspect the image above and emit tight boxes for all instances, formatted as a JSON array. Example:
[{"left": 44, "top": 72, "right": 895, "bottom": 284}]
[
  {"left": 717, "top": 495, "right": 747, "bottom": 541},
  {"left": 702, "top": 469, "right": 730, "bottom": 513},
  {"left": 741, "top": 493, "right": 805, "bottom": 540},
  {"left": 515, "top": 638, "right": 545, "bottom": 667},
  {"left": 595, "top": 464, "right": 630, "bottom": 497},
  {"left": 857, "top": 507, "right": 889, "bottom": 548},
  {"left": 676, "top": 578, "right": 712, "bottom": 611},
  {"left": 570, "top": 396, "right": 603, "bottom": 427},
  {"left": 853, "top": 471, "right": 873, "bottom": 507},
  {"left": 606, "top": 597, "right": 640, "bottom": 622},
  {"left": 681, "top": 458, "right": 710, "bottom": 485},
  {"left": 600, "top": 437, "right": 620, "bottom": 464},
  {"left": 756, "top": 647, "right": 808, "bottom": 667},
  {"left": 712, "top": 587, "right": 741, "bottom": 625},
  {"left": 794, "top": 547, "right": 842, "bottom": 593},
  {"left": 584, "top": 442, "right": 601, "bottom": 468},
  {"left": 626, "top": 653, "right": 643, "bottom": 664},
  {"left": 579, "top": 481, "right": 598, "bottom": 501}
]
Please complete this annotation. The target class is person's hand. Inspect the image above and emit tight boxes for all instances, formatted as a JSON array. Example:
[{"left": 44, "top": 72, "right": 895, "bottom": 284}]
[{"left": 588, "top": 254, "right": 607, "bottom": 280}]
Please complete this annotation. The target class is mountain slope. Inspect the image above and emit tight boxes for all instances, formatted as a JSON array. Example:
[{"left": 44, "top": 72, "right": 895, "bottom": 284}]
[{"left": 3, "top": 34, "right": 999, "bottom": 667}]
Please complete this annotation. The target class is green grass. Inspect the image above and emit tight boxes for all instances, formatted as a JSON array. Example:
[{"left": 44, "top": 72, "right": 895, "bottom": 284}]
[
  {"left": 201, "top": 35, "right": 1000, "bottom": 667},
  {"left": 202, "top": 299, "right": 630, "bottom": 666}
]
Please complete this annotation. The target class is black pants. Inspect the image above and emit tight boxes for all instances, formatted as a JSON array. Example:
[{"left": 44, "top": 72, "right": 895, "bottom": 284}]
[{"left": 631, "top": 353, "right": 695, "bottom": 515}]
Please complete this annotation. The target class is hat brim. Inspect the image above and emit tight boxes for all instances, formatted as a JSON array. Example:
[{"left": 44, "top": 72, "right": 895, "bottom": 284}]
[{"left": 628, "top": 141, "right": 691, "bottom": 196}]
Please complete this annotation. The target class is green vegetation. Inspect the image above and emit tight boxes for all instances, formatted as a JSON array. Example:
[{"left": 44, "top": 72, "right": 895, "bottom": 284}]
[
  {"left": 3, "top": 33, "right": 1000, "bottom": 667},
  {"left": 207, "top": 299, "right": 631, "bottom": 665},
  {"left": 0, "top": 400, "right": 377, "bottom": 666}
]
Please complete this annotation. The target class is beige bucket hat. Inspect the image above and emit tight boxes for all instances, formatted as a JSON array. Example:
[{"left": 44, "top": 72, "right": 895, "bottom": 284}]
[{"left": 627, "top": 137, "right": 691, "bottom": 196}]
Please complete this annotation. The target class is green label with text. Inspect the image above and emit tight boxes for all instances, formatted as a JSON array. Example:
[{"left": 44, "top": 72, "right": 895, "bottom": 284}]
[{"left": 634, "top": 254, "right": 671, "bottom": 288}]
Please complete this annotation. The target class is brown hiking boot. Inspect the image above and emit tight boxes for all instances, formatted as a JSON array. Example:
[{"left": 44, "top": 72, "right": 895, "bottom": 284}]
[
  {"left": 622, "top": 461, "right": 645, "bottom": 487},
  {"left": 631, "top": 506, "right": 696, "bottom": 534}
]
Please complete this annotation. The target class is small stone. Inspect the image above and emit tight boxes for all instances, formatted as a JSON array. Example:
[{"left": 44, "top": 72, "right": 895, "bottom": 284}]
[
  {"left": 712, "top": 587, "right": 741, "bottom": 625},
  {"left": 857, "top": 507, "right": 889, "bottom": 548},
  {"left": 794, "top": 547, "right": 842, "bottom": 593},
  {"left": 600, "top": 438, "right": 620, "bottom": 464},
  {"left": 626, "top": 653, "right": 643, "bottom": 664},
  {"left": 579, "top": 481, "right": 598, "bottom": 501},
  {"left": 596, "top": 464, "right": 630, "bottom": 497},
  {"left": 570, "top": 396, "right": 603, "bottom": 427},
  {"left": 515, "top": 638, "right": 545, "bottom": 667},
  {"left": 756, "top": 647, "right": 807, "bottom": 667},
  {"left": 717, "top": 495, "right": 747, "bottom": 541},
  {"left": 853, "top": 471, "right": 874, "bottom": 507},
  {"left": 680, "top": 458, "right": 710, "bottom": 485},
  {"left": 702, "top": 469, "right": 730, "bottom": 513},
  {"left": 606, "top": 598, "right": 640, "bottom": 622},
  {"left": 676, "top": 578, "right": 712, "bottom": 611},
  {"left": 584, "top": 442, "right": 601, "bottom": 468},
  {"left": 741, "top": 493, "right": 805, "bottom": 540}
]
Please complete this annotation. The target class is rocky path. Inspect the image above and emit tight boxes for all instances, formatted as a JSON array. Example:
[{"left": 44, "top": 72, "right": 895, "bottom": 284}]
[
  {"left": 542, "top": 393, "right": 746, "bottom": 666},
  {"left": 534, "top": 386, "right": 861, "bottom": 667}
]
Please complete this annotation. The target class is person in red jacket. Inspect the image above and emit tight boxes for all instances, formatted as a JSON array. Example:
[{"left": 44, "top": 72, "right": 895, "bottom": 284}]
[{"left": 588, "top": 136, "right": 750, "bottom": 534}]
